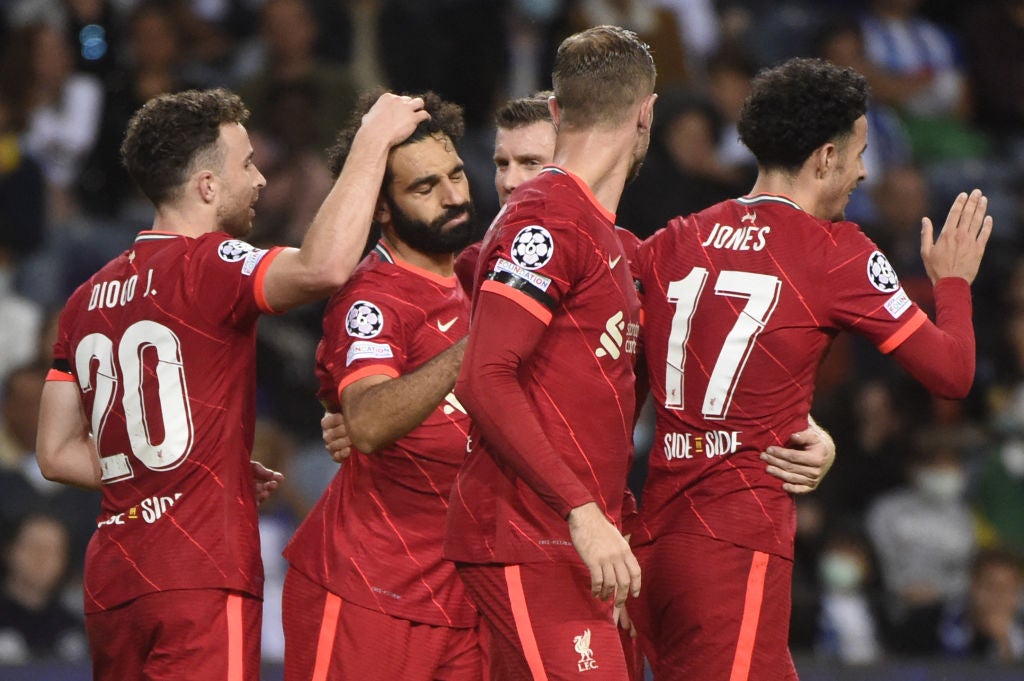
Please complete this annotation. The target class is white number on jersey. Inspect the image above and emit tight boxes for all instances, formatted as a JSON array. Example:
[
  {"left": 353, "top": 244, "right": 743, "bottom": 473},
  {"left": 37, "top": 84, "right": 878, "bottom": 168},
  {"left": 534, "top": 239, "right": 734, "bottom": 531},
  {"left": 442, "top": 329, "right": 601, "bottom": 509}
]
[
  {"left": 664, "top": 268, "right": 781, "bottom": 419},
  {"left": 75, "top": 320, "right": 195, "bottom": 472}
]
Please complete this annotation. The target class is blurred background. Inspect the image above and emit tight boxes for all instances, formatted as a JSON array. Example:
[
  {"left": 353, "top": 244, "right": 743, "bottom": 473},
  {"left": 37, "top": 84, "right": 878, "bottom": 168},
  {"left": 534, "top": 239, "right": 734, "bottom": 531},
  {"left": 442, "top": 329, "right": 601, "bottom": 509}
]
[{"left": 0, "top": 0, "right": 1023, "bottom": 678}]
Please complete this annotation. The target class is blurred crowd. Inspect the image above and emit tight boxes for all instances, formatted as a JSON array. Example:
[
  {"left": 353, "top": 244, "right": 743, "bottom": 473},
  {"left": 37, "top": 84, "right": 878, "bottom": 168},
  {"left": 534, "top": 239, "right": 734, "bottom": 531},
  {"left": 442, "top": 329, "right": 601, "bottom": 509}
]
[{"left": 1, "top": 0, "right": 1023, "bottom": 668}]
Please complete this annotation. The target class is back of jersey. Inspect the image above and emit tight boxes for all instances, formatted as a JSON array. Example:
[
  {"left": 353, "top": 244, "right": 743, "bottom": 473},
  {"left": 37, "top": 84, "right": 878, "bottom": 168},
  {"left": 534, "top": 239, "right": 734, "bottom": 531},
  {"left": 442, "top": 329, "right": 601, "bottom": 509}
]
[
  {"left": 53, "top": 232, "right": 280, "bottom": 612},
  {"left": 634, "top": 195, "right": 925, "bottom": 557}
]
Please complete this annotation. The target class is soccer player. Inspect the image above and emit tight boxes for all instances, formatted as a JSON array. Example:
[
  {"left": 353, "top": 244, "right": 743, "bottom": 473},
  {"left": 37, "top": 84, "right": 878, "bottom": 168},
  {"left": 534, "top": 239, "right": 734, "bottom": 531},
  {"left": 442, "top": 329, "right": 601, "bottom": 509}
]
[
  {"left": 629, "top": 57, "right": 992, "bottom": 680},
  {"left": 473, "top": 92, "right": 839, "bottom": 497},
  {"left": 442, "top": 26, "right": 654, "bottom": 679},
  {"left": 34, "top": 88, "right": 428, "bottom": 681},
  {"left": 280, "top": 92, "right": 482, "bottom": 681}
]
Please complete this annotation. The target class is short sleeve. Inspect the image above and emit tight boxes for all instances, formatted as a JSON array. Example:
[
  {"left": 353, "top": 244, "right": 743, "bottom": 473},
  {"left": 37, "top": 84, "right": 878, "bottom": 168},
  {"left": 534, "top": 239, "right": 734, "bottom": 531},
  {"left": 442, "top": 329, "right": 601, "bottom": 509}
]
[
  {"left": 316, "top": 285, "right": 407, "bottom": 407},
  {"left": 188, "top": 234, "right": 284, "bottom": 329}
]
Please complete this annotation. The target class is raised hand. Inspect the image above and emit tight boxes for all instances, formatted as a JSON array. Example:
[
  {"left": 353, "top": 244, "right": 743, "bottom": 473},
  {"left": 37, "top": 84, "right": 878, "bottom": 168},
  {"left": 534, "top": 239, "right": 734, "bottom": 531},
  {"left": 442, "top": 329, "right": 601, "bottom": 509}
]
[
  {"left": 920, "top": 189, "right": 993, "bottom": 285},
  {"left": 361, "top": 93, "right": 430, "bottom": 148}
]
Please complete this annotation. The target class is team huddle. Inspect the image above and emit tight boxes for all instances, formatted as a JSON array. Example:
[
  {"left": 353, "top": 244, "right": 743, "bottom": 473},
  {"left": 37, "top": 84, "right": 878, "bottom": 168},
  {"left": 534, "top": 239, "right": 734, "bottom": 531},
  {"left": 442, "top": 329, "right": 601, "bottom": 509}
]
[{"left": 35, "top": 25, "right": 991, "bottom": 681}]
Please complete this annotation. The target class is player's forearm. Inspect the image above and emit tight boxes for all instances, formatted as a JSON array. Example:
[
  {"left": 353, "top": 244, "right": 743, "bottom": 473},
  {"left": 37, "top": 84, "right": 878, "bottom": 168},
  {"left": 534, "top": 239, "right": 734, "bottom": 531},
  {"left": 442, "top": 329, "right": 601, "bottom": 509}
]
[
  {"left": 343, "top": 338, "right": 467, "bottom": 453},
  {"left": 890, "top": 277, "right": 975, "bottom": 398},
  {"left": 288, "top": 130, "right": 391, "bottom": 296},
  {"left": 37, "top": 434, "right": 102, "bottom": 490},
  {"left": 459, "top": 367, "right": 593, "bottom": 518},
  {"left": 457, "top": 295, "right": 594, "bottom": 518},
  {"left": 37, "top": 381, "right": 102, "bottom": 490}
]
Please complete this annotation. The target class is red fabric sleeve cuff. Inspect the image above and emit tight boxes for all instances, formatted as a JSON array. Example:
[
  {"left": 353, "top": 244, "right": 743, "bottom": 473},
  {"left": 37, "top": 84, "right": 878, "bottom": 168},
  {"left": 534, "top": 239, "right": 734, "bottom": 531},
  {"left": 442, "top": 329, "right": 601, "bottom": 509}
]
[
  {"left": 254, "top": 246, "right": 286, "bottom": 314},
  {"left": 336, "top": 364, "right": 400, "bottom": 402}
]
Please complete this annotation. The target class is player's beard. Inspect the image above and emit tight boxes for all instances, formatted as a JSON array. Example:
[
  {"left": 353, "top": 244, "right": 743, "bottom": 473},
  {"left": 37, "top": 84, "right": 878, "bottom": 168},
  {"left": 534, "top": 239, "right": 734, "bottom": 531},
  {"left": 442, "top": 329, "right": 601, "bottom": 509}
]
[
  {"left": 218, "top": 196, "right": 255, "bottom": 238},
  {"left": 388, "top": 199, "right": 478, "bottom": 254},
  {"left": 626, "top": 134, "right": 650, "bottom": 185}
]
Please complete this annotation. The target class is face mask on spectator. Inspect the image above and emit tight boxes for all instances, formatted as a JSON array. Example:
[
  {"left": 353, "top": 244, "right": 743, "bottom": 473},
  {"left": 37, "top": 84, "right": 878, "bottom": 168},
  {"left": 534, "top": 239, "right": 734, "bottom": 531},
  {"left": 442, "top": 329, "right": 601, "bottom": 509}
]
[
  {"left": 820, "top": 551, "right": 865, "bottom": 592},
  {"left": 913, "top": 466, "right": 966, "bottom": 503}
]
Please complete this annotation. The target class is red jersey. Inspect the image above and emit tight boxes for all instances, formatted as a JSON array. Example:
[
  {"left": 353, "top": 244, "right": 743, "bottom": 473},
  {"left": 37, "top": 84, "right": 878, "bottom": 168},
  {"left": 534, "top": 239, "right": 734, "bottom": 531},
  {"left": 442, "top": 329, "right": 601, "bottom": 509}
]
[
  {"left": 284, "top": 242, "right": 476, "bottom": 628},
  {"left": 632, "top": 194, "right": 928, "bottom": 558},
  {"left": 444, "top": 167, "right": 641, "bottom": 565},
  {"left": 456, "top": 226, "right": 641, "bottom": 299},
  {"left": 51, "top": 231, "right": 283, "bottom": 613}
]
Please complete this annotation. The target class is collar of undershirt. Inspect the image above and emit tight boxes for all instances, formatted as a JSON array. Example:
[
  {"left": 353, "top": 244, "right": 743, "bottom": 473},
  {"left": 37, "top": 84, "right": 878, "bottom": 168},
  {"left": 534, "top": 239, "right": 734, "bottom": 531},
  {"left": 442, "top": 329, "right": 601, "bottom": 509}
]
[
  {"left": 737, "top": 193, "right": 804, "bottom": 212},
  {"left": 135, "top": 230, "right": 187, "bottom": 243}
]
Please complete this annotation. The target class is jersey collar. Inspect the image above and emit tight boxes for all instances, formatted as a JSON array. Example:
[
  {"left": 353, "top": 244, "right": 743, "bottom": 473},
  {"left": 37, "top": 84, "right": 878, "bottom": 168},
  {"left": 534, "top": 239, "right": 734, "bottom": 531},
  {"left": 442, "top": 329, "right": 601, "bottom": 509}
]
[
  {"left": 374, "top": 241, "right": 457, "bottom": 288},
  {"left": 736, "top": 193, "right": 804, "bottom": 212},
  {"left": 540, "top": 166, "right": 617, "bottom": 226}
]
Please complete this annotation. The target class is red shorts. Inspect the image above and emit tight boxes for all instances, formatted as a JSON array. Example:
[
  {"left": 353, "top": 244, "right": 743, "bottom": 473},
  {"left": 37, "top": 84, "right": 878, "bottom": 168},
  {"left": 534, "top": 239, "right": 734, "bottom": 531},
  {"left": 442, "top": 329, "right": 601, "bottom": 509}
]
[
  {"left": 457, "top": 562, "right": 633, "bottom": 681},
  {"left": 631, "top": 533, "right": 797, "bottom": 681},
  {"left": 86, "top": 589, "right": 261, "bottom": 681},
  {"left": 281, "top": 567, "right": 482, "bottom": 681}
]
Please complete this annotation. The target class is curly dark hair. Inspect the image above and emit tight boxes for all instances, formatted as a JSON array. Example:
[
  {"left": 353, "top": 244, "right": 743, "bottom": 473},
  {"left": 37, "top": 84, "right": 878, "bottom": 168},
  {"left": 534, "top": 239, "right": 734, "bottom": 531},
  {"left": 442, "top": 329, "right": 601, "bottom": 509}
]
[
  {"left": 326, "top": 90, "right": 464, "bottom": 182},
  {"left": 120, "top": 88, "right": 249, "bottom": 206},
  {"left": 738, "top": 58, "right": 868, "bottom": 172}
]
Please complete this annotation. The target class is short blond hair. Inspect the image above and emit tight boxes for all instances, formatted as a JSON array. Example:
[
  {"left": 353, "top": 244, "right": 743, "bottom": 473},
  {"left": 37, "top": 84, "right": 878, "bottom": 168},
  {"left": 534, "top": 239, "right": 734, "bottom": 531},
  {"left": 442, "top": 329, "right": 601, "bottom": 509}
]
[{"left": 552, "top": 25, "right": 656, "bottom": 129}]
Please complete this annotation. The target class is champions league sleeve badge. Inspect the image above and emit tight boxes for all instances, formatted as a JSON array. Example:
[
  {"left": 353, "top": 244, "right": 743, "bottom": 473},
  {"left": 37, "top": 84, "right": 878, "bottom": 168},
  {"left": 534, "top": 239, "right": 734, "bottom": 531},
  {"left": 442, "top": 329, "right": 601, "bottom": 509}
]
[
  {"left": 510, "top": 225, "right": 554, "bottom": 270},
  {"left": 217, "top": 239, "right": 255, "bottom": 262},
  {"left": 866, "top": 251, "right": 900, "bottom": 293},
  {"left": 345, "top": 300, "right": 385, "bottom": 338}
]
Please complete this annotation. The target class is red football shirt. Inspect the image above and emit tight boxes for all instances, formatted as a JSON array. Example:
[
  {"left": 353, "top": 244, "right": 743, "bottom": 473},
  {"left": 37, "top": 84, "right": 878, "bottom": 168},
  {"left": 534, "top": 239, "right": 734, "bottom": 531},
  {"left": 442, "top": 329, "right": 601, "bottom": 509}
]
[
  {"left": 284, "top": 242, "right": 476, "bottom": 628},
  {"left": 51, "top": 231, "right": 283, "bottom": 613},
  {"left": 444, "top": 167, "right": 641, "bottom": 565},
  {"left": 632, "top": 194, "right": 928, "bottom": 558}
]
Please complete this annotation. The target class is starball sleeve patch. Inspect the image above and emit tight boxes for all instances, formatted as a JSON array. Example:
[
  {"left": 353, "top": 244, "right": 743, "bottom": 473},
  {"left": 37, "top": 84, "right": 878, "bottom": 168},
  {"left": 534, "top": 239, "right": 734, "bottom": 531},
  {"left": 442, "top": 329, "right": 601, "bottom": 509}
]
[
  {"left": 866, "top": 251, "right": 900, "bottom": 293},
  {"left": 510, "top": 225, "right": 554, "bottom": 270},
  {"left": 345, "top": 300, "right": 385, "bottom": 338},
  {"left": 217, "top": 239, "right": 256, "bottom": 262}
]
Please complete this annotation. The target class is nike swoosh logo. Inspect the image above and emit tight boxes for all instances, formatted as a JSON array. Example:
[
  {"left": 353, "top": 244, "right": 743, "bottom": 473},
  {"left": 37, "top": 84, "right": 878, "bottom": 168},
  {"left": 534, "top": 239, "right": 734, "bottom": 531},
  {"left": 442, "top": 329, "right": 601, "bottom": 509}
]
[
  {"left": 608, "top": 255, "right": 621, "bottom": 269},
  {"left": 437, "top": 318, "right": 458, "bottom": 333}
]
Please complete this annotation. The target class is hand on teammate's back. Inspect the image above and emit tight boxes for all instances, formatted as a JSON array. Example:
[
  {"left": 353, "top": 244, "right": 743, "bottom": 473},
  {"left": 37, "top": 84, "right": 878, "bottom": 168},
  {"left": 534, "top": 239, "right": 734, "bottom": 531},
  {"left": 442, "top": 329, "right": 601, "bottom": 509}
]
[{"left": 760, "top": 426, "right": 836, "bottom": 495}]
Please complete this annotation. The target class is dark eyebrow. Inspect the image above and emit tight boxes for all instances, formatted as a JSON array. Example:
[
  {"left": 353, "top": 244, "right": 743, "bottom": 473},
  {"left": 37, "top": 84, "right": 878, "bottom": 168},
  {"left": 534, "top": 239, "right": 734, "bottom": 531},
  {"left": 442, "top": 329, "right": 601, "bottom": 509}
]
[
  {"left": 405, "top": 163, "right": 465, "bottom": 191},
  {"left": 405, "top": 173, "right": 442, "bottom": 192}
]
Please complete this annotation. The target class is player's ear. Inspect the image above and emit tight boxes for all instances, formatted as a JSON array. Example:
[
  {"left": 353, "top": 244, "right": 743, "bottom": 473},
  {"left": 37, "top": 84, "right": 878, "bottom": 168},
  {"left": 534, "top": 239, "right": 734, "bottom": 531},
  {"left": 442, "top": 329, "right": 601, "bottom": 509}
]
[
  {"left": 547, "top": 96, "right": 561, "bottom": 130},
  {"left": 812, "top": 142, "right": 836, "bottom": 181},
  {"left": 638, "top": 93, "right": 657, "bottom": 133},
  {"left": 196, "top": 170, "right": 216, "bottom": 204},
  {"left": 373, "top": 193, "right": 390, "bottom": 225}
]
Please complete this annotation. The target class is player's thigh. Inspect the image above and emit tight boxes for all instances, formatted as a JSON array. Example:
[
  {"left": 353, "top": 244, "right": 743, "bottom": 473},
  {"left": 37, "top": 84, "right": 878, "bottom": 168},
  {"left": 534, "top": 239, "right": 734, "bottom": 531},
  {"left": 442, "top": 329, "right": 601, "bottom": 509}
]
[
  {"left": 90, "top": 589, "right": 261, "bottom": 681},
  {"left": 458, "top": 562, "right": 628, "bottom": 681},
  {"left": 282, "top": 566, "right": 482, "bottom": 681},
  {"left": 633, "top": 533, "right": 796, "bottom": 681},
  {"left": 87, "top": 602, "right": 146, "bottom": 681}
]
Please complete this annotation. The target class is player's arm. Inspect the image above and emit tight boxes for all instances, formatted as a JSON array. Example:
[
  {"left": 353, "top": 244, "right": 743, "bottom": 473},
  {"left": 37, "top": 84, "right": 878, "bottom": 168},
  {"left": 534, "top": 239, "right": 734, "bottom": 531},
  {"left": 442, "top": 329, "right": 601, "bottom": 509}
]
[
  {"left": 341, "top": 338, "right": 467, "bottom": 454},
  {"left": 889, "top": 189, "right": 993, "bottom": 398},
  {"left": 761, "top": 415, "right": 836, "bottom": 494},
  {"left": 260, "top": 94, "right": 429, "bottom": 312},
  {"left": 36, "top": 379, "right": 102, "bottom": 490},
  {"left": 458, "top": 292, "right": 640, "bottom": 604}
]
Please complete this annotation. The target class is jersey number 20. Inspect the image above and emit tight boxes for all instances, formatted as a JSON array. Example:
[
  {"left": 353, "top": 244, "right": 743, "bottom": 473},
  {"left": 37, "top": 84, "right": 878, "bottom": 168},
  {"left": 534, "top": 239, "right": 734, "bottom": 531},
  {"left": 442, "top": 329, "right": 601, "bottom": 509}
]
[{"left": 75, "top": 320, "right": 194, "bottom": 471}]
